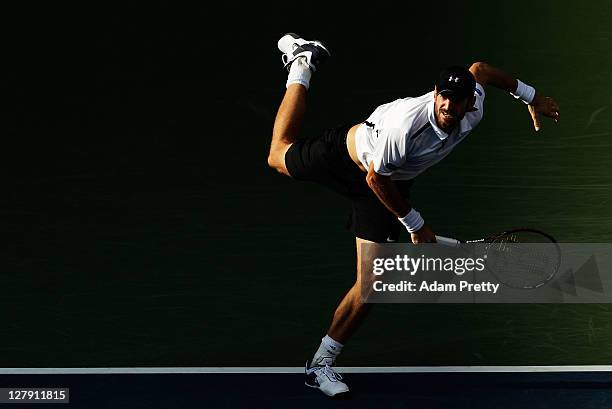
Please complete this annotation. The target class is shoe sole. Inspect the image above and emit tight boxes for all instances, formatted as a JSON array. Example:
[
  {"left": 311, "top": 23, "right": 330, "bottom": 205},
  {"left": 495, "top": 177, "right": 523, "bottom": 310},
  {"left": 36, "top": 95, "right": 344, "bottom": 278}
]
[
  {"left": 304, "top": 382, "right": 351, "bottom": 399},
  {"left": 278, "top": 32, "right": 330, "bottom": 55},
  {"left": 277, "top": 32, "right": 302, "bottom": 54}
]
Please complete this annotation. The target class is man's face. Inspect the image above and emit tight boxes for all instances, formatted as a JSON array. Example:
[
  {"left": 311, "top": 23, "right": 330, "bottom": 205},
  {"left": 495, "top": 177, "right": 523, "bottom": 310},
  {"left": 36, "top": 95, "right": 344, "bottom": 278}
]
[{"left": 434, "top": 88, "right": 474, "bottom": 132}]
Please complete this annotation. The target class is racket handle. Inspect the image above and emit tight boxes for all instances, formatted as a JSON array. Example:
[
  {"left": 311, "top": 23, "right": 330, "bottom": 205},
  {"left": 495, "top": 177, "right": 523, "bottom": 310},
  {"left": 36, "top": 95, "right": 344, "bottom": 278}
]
[{"left": 435, "top": 235, "right": 461, "bottom": 247}]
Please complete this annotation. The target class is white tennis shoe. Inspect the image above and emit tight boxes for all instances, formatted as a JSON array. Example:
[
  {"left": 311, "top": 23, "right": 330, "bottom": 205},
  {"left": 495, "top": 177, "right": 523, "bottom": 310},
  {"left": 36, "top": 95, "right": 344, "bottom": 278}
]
[
  {"left": 277, "top": 33, "right": 330, "bottom": 72},
  {"left": 305, "top": 360, "right": 350, "bottom": 398}
]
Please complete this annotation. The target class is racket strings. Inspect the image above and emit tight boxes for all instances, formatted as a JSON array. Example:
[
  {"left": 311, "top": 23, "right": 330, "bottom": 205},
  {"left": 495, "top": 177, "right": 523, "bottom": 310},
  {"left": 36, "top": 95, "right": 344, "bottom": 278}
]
[{"left": 486, "top": 231, "right": 561, "bottom": 289}]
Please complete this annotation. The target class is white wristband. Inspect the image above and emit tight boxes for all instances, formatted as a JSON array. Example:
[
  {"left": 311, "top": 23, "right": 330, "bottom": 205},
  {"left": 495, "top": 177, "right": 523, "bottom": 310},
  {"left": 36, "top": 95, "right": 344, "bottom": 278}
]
[
  {"left": 510, "top": 79, "right": 536, "bottom": 104},
  {"left": 398, "top": 208, "right": 425, "bottom": 233}
]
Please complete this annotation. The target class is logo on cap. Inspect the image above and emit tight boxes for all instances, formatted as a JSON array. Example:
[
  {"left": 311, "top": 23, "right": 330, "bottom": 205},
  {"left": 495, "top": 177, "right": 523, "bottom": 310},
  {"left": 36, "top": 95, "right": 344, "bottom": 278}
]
[{"left": 449, "top": 76, "right": 460, "bottom": 83}]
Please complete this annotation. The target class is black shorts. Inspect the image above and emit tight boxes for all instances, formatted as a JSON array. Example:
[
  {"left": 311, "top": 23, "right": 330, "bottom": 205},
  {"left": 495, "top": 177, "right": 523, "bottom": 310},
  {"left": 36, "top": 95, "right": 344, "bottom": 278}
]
[{"left": 285, "top": 124, "right": 413, "bottom": 243}]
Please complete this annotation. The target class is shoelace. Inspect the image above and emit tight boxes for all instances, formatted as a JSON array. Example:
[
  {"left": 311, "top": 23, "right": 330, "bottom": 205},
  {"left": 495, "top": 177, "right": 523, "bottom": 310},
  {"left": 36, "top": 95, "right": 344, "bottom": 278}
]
[{"left": 320, "top": 364, "right": 343, "bottom": 382}]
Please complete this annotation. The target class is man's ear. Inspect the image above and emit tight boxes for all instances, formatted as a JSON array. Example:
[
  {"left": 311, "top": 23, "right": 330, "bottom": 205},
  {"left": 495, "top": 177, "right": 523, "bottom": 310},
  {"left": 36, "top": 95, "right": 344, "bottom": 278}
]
[
  {"left": 467, "top": 95, "right": 477, "bottom": 112},
  {"left": 434, "top": 85, "right": 438, "bottom": 98}
]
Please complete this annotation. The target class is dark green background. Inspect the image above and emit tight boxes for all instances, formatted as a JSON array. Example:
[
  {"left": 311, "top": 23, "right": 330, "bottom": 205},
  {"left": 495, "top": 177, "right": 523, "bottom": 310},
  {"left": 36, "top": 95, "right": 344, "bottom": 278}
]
[{"left": 2, "top": 1, "right": 612, "bottom": 367}]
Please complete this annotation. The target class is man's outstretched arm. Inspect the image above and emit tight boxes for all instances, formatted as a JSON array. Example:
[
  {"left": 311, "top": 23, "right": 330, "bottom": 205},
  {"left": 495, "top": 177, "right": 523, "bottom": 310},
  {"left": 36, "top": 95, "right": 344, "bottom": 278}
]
[{"left": 469, "top": 61, "right": 560, "bottom": 131}]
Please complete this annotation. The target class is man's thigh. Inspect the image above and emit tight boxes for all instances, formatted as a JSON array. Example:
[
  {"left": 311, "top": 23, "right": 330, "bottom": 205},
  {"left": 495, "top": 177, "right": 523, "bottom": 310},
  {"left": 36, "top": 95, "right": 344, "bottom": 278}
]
[
  {"left": 283, "top": 124, "right": 359, "bottom": 193},
  {"left": 348, "top": 180, "right": 413, "bottom": 243}
]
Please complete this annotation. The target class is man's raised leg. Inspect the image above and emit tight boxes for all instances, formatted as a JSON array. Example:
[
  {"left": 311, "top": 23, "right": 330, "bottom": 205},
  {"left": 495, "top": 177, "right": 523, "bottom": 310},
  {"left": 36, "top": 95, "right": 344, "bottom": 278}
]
[
  {"left": 268, "top": 33, "right": 329, "bottom": 176},
  {"left": 267, "top": 33, "right": 329, "bottom": 176},
  {"left": 267, "top": 83, "right": 308, "bottom": 176}
]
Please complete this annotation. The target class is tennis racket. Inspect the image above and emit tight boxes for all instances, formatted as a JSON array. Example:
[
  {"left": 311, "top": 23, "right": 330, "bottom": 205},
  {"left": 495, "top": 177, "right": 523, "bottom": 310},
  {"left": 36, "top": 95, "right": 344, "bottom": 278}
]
[{"left": 435, "top": 228, "right": 561, "bottom": 289}]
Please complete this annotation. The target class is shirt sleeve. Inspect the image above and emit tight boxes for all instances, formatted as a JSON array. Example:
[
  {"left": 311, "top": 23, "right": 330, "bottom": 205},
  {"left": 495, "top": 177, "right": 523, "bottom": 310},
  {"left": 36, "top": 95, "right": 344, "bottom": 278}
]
[
  {"left": 474, "top": 83, "right": 485, "bottom": 115},
  {"left": 370, "top": 128, "right": 407, "bottom": 176},
  {"left": 465, "top": 83, "right": 486, "bottom": 125}
]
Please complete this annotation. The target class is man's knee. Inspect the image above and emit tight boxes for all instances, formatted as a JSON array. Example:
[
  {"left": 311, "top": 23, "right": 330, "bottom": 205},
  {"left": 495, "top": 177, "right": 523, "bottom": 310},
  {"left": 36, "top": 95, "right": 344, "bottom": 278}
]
[
  {"left": 267, "top": 153, "right": 280, "bottom": 170},
  {"left": 267, "top": 152, "right": 284, "bottom": 173},
  {"left": 267, "top": 145, "right": 291, "bottom": 176}
]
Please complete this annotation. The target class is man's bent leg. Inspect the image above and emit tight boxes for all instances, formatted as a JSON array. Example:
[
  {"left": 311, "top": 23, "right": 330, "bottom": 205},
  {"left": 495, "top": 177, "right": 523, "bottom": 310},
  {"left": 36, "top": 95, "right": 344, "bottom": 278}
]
[
  {"left": 267, "top": 83, "right": 308, "bottom": 176},
  {"left": 268, "top": 32, "right": 331, "bottom": 176}
]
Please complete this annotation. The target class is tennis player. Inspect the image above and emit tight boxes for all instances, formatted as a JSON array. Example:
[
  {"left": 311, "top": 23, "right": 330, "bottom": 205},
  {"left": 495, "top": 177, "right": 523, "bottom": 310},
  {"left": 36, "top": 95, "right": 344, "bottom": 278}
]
[{"left": 267, "top": 33, "right": 560, "bottom": 397}]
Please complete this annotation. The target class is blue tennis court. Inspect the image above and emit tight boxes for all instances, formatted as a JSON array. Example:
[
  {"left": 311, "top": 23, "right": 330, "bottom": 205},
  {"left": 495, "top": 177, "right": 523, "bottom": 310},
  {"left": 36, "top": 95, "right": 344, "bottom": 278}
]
[{"left": 2, "top": 367, "right": 612, "bottom": 408}]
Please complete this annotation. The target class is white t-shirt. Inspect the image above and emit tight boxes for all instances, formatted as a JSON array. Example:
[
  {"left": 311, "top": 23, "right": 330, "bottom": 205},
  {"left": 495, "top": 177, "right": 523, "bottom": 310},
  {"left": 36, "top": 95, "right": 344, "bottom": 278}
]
[{"left": 355, "top": 84, "right": 485, "bottom": 180}]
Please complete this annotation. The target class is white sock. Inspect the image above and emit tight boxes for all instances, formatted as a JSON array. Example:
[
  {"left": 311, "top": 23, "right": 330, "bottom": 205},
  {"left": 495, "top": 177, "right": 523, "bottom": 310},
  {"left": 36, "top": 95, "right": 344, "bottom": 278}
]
[
  {"left": 311, "top": 335, "right": 344, "bottom": 367},
  {"left": 286, "top": 57, "right": 312, "bottom": 89}
]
